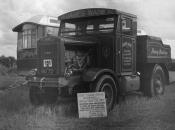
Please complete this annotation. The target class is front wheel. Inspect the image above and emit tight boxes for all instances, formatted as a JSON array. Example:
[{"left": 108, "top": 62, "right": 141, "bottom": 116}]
[{"left": 91, "top": 75, "right": 117, "bottom": 112}]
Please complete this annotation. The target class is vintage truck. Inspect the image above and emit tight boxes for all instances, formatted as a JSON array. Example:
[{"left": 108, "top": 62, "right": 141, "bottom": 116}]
[{"left": 28, "top": 8, "right": 171, "bottom": 112}]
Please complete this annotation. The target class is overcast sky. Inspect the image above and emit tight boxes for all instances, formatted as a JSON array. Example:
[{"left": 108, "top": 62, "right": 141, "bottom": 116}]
[{"left": 0, "top": 0, "right": 175, "bottom": 58}]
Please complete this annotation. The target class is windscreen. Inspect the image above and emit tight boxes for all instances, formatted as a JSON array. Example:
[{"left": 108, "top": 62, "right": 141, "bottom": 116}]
[{"left": 60, "top": 16, "right": 115, "bottom": 36}]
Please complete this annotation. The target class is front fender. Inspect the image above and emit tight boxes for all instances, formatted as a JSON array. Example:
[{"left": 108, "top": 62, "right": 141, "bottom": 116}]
[{"left": 83, "top": 68, "right": 117, "bottom": 82}]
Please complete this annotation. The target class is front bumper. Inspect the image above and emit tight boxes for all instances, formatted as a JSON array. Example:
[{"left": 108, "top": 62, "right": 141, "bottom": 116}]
[{"left": 28, "top": 76, "right": 81, "bottom": 96}]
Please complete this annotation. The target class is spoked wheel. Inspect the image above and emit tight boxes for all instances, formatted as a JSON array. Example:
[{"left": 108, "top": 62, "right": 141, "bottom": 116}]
[{"left": 92, "top": 75, "right": 117, "bottom": 112}]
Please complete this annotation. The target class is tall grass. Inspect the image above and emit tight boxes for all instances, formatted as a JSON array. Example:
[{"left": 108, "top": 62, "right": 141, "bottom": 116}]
[
  {"left": 0, "top": 64, "right": 17, "bottom": 76},
  {"left": 0, "top": 64, "right": 8, "bottom": 76},
  {"left": 0, "top": 86, "right": 79, "bottom": 130},
  {"left": 0, "top": 73, "right": 174, "bottom": 130},
  {"left": 0, "top": 85, "right": 167, "bottom": 130}
]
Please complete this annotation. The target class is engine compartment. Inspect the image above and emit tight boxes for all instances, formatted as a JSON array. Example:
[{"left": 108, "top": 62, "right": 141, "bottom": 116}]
[{"left": 64, "top": 44, "right": 96, "bottom": 78}]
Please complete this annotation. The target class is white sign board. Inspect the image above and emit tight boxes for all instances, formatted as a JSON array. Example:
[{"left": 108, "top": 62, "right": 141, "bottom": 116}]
[
  {"left": 43, "top": 59, "right": 52, "bottom": 67},
  {"left": 77, "top": 92, "right": 107, "bottom": 118}
]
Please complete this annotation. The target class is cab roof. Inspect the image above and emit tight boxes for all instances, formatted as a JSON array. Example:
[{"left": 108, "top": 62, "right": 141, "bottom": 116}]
[
  {"left": 13, "top": 15, "right": 60, "bottom": 32},
  {"left": 58, "top": 8, "right": 137, "bottom": 20}
]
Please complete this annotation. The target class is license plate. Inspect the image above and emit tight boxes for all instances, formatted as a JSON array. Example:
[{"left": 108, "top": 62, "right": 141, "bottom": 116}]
[{"left": 43, "top": 59, "right": 52, "bottom": 67}]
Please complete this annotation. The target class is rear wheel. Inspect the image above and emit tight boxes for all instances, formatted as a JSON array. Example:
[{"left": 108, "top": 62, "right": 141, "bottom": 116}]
[
  {"left": 141, "top": 64, "right": 165, "bottom": 97},
  {"left": 29, "top": 86, "right": 58, "bottom": 105},
  {"left": 91, "top": 75, "right": 117, "bottom": 112}
]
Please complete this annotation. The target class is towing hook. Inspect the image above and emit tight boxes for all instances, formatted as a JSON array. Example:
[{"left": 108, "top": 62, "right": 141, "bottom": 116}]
[{"left": 39, "top": 77, "right": 46, "bottom": 89}]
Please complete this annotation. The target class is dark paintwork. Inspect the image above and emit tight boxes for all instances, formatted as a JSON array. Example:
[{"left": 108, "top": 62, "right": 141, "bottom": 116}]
[
  {"left": 29, "top": 8, "right": 171, "bottom": 97},
  {"left": 17, "top": 48, "right": 37, "bottom": 70},
  {"left": 42, "top": 8, "right": 138, "bottom": 77},
  {"left": 17, "top": 58, "right": 37, "bottom": 70},
  {"left": 37, "top": 33, "right": 116, "bottom": 77},
  {"left": 37, "top": 36, "right": 65, "bottom": 77},
  {"left": 136, "top": 35, "right": 171, "bottom": 71},
  {"left": 58, "top": 8, "right": 136, "bottom": 20},
  {"left": 83, "top": 68, "right": 117, "bottom": 82},
  {"left": 121, "top": 36, "right": 136, "bottom": 75},
  {"left": 37, "top": 8, "right": 138, "bottom": 78}
]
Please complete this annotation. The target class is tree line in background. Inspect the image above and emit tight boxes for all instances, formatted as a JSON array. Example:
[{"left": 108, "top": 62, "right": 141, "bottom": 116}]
[{"left": 0, "top": 55, "right": 16, "bottom": 68}]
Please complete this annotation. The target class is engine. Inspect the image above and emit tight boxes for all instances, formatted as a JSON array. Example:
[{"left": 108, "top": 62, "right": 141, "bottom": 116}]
[{"left": 64, "top": 46, "right": 94, "bottom": 78}]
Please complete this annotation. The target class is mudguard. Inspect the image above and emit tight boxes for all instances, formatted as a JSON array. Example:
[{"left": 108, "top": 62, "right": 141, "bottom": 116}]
[
  {"left": 83, "top": 68, "right": 117, "bottom": 82},
  {"left": 161, "top": 64, "right": 170, "bottom": 85}
]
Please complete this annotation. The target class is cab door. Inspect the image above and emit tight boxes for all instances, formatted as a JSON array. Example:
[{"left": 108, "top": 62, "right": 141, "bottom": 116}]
[{"left": 120, "top": 16, "right": 137, "bottom": 75}]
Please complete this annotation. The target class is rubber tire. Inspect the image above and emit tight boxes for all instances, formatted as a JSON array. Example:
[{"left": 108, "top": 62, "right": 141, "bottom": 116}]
[
  {"left": 29, "top": 86, "right": 58, "bottom": 105},
  {"left": 92, "top": 75, "right": 117, "bottom": 112},
  {"left": 141, "top": 64, "right": 165, "bottom": 97}
]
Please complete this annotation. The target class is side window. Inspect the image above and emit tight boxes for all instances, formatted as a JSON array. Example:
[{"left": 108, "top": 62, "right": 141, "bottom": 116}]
[
  {"left": 22, "top": 29, "right": 36, "bottom": 49},
  {"left": 99, "top": 17, "right": 114, "bottom": 33},
  {"left": 61, "top": 22, "right": 76, "bottom": 35},
  {"left": 65, "top": 23, "right": 76, "bottom": 31},
  {"left": 37, "top": 26, "right": 44, "bottom": 40},
  {"left": 17, "top": 32, "right": 22, "bottom": 50},
  {"left": 86, "top": 24, "right": 94, "bottom": 34},
  {"left": 45, "top": 26, "right": 59, "bottom": 37},
  {"left": 122, "top": 17, "right": 132, "bottom": 35}
]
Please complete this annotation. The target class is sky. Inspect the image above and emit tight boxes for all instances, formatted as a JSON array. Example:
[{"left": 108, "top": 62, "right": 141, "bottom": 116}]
[{"left": 0, "top": 0, "right": 175, "bottom": 58}]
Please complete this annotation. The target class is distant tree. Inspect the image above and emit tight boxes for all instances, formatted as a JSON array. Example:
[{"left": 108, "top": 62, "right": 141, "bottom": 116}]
[{"left": 0, "top": 55, "right": 16, "bottom": 68}]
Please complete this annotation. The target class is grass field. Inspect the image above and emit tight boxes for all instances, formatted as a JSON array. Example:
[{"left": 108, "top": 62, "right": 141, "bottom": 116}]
[
  {"left": 0, "top": 71, "right": 175, "bottom": 130},
  {"left": 0, "top": 86, "right": 158, "bottom": 130}
]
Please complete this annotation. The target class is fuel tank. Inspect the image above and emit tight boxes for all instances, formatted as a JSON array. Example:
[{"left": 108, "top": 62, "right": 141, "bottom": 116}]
[{"left": 120, "top": 75, "right": 140, "bottom": 93}]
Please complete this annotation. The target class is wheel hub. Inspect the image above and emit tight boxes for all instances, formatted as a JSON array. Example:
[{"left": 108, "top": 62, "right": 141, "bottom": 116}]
[
  {"left": 101, "top": 83, "right": 113, "bottom": 108},
  {"left": 154, "top": 77, "right": 163, "bottom": 94}
]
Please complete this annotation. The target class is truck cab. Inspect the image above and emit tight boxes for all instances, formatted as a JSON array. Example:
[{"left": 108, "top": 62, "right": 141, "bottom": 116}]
[{"left": 28, "top": 8, "right": 171, "bottom": 112}]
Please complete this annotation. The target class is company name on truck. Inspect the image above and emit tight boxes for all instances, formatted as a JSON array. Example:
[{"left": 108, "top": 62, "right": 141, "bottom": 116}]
[
  {"left": 122, "top": 41, "right": 133, "bottom": 71},
  {"left": 148, "top": 46, "right": 170, "bottom": 58}
]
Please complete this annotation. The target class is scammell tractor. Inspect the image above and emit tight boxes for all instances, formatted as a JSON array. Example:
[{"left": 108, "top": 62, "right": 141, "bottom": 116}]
[{"left": 28, "top": 8, "right": 171, "bottom": 112}]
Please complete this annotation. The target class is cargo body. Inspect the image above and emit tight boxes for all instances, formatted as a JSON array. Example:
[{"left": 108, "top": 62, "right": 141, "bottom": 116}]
[{"left": 137, "top": 35, "right": 171, "bottom": 71}]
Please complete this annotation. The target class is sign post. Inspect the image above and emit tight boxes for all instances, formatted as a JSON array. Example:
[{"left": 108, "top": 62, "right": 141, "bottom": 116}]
[{"left": 77, "top": 92, "right": 107, "bottom": 118}]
